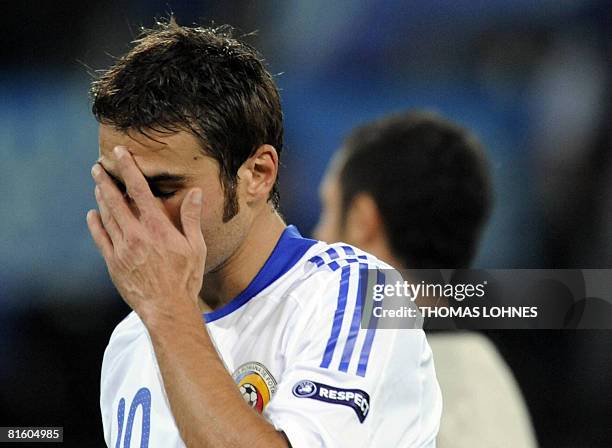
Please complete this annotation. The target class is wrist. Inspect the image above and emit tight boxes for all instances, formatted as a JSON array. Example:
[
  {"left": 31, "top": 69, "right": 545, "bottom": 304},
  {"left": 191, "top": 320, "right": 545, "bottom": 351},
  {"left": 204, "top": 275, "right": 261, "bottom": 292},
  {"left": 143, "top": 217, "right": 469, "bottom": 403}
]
[{"left": 137, "top": 296, "right": 202, "bottom": 333}]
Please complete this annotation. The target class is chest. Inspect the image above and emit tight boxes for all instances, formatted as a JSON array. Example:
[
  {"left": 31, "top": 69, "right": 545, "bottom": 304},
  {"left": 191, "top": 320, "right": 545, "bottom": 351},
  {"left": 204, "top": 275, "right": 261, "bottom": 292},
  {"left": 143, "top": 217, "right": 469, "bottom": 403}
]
[{"left": 206, "top": 298, "right": 298, "bottom": 407}]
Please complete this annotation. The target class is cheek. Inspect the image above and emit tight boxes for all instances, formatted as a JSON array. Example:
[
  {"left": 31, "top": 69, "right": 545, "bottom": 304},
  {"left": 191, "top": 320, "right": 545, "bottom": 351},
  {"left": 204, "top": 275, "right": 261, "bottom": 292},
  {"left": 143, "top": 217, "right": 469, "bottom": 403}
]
[
  {"left": 161, "top": 199, "right": 184, "bottom": 230},
  {"left": 161, "top": 186, "right": 221, "bottom": 227}
]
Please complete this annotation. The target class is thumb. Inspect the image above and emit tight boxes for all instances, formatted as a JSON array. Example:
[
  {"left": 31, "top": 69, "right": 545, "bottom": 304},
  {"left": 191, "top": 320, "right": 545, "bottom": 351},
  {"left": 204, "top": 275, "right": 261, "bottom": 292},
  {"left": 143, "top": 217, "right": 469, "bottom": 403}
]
[{"left": 181, "top": 188, "right": 204, "bottom": 247}]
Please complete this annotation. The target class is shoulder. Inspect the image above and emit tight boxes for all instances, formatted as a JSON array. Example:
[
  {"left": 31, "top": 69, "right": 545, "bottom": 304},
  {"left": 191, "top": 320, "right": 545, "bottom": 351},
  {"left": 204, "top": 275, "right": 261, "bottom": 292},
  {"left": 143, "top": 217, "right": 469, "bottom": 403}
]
[
  {"left": 306, "top": 241, "right": 394, "bottom": 273},
  {"left": 287, "top": 241, "right": 399, "bottom": 310},
  {"left": 281, "top": 242, "right": 419, "bottom": 371},
  {"left": 101, "top": 311, "right": 149, "bottom": 383},
  {"left": 107, "top": 310, "right": 146, "bottom": 346}
]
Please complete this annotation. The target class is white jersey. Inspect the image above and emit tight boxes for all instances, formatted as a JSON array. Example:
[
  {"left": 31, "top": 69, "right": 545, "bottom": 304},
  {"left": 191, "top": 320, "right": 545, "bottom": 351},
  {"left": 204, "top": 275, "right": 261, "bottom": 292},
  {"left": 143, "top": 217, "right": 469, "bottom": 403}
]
[{"left": 100, "top": 225, "right": 442, "bottom": 448}]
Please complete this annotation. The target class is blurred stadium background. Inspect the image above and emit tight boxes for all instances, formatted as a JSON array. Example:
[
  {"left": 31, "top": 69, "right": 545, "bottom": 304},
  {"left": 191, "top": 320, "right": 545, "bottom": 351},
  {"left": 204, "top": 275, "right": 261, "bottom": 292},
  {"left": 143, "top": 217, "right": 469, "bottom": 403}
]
[{"left": 1, "top": 0, "right": 611, "bottom": 446}]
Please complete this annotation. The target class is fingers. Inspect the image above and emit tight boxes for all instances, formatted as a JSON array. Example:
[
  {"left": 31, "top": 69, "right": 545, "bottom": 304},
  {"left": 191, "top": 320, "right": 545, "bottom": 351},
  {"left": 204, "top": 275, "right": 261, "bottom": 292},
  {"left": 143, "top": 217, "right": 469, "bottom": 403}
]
[
  {"left": 86, "top": 209, "right": 114, "bottom": 260},
  {"left": 113, "top": 146, "right": 160, "bottom": 218},
  {"left": 180, "top": 188, "right": 204, "bottom": 248},
  {"left": 95, "top": 186, "right": 122, "bottom": 243},
  {"left": 92, "top": 162, "right": 138, "bottom": 230}
]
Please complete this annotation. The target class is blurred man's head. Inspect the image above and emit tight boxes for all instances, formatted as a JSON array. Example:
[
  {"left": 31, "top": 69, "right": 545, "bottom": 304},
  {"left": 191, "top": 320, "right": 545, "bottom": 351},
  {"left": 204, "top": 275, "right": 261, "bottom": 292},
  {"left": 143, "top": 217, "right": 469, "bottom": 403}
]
[
  {"left": 90, "top": 20, "right": 283, "bottom": 272},
  {"left": 314, "top": 111, "right": 492, "bottom": 269}
]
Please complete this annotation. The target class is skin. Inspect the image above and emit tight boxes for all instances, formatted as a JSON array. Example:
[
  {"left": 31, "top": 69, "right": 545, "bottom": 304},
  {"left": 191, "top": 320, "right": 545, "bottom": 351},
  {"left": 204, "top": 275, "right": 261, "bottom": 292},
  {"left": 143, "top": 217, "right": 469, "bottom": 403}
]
[
  {"left": 314, "top": 153, "right": 445, "bottom": 308},
  {"left": 313, "top": 157, "right": 403, "bottom": 270},
  {"left": 87, "top": 124, "right": 289, "bottom": 448}
]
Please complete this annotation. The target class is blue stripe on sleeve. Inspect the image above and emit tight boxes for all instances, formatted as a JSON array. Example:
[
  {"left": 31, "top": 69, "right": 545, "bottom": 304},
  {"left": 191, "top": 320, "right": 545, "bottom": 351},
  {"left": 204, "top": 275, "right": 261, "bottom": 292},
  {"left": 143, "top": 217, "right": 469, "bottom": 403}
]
[
  {"left": 339, "top": 264, "right": 368, "bottom": 372},
  {"left": 356, "top": 269, "right": 385, "bottom": 377},
  {"left": 329, "top": 258, "right": 372, "bottom": 271},
  {"left": 320, "top": 265, "right": 352, "bottom": 369},
  {"left": 342, "top": 245, "right": 355, "bottom": 256},
  {"left": 326, "top": 248, "right": 340, "bottom": 260},
  {"left": 310, "top": 255, "right": 325, "bottom": 267},
  {"left": 329, "top": 261, "right": 341, "bottom": 271}
]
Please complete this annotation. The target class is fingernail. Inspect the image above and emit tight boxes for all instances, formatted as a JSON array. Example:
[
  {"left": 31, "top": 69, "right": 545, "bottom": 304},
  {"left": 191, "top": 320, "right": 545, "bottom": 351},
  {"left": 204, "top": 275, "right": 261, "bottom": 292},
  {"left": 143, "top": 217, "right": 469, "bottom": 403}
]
[
  {"left": 114, "top": 146, "right": 128, "bottom": 158},
  {"left": 192, "top": 189, "right": 202, "bottom": 204},
  {"left": 91, "top": 164, "right": 101, "bottom": 178}
]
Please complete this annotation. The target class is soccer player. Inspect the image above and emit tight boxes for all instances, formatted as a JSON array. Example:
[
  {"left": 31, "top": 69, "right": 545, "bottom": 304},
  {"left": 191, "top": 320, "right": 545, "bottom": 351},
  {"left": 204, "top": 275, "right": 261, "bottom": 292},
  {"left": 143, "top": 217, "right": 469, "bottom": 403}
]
[
  {"left": 314, "top": 111, "right": 537, "bottom": 447},
  {"left": 87, "top": 21, "right": 441, "bottom": 448}
]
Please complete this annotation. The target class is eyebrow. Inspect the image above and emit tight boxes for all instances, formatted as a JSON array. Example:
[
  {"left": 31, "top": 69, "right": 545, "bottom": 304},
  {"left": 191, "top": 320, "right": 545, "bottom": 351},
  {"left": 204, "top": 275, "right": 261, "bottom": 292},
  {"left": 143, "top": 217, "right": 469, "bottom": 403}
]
[{"left": 105, "top": 169, "right": 187, "bottom": 188}]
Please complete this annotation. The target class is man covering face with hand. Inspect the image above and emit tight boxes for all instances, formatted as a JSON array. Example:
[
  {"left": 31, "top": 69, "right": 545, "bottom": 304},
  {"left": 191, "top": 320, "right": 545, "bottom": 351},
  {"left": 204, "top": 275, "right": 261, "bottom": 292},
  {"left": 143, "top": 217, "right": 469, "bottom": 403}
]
[{"left": 89, "top": 19, "right": 441, "bottom": 448}]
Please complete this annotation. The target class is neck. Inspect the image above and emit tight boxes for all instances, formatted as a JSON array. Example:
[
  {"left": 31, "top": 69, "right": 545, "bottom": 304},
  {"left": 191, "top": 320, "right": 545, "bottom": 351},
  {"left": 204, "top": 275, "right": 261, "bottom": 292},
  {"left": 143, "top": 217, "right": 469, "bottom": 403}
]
[
  {"left": 360, "top": 234, "right": 405, "bottom": 271},
  {"left": 376, "top": 247, "right": 405, "bottom": 271},
  {"left": 199, "top": 207, "right": 286, "bottom": 313}
]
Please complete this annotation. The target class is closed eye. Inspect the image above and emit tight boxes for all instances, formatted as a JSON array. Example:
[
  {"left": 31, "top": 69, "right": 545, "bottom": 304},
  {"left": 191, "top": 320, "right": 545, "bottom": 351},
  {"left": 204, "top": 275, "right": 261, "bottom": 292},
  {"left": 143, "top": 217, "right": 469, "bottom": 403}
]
[
  {"left": 103, "top": 169, "right": 184, "bottom": 202},
  {"left": 149, "top": 186, "right": 177, "bottom": 200}
]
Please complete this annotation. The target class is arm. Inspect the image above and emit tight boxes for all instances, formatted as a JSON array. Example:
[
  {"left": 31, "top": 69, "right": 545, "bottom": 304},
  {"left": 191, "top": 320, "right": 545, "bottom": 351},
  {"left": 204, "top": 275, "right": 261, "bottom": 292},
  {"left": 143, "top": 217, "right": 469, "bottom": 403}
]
[
  {"left": 87, "top": 146, "right": 288, "bottom": 448},
  {"left": 143, "top": 298, "right": 288, "bottom": 448}
]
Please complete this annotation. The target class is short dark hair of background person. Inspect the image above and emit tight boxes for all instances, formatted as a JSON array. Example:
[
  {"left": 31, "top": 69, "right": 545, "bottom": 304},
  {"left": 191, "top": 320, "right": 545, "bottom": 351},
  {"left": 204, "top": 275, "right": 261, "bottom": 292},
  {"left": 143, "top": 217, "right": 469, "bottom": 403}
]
[{"left": 338, "top": 111, "right": 493, "bottom": 269}]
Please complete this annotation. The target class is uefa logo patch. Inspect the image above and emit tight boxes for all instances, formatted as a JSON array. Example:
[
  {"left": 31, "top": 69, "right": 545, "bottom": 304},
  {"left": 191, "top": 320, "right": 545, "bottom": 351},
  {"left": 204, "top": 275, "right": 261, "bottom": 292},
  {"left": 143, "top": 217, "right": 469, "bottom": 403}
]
[
  {"left": 292, "top": 379, "right": 371, "bottom": 423},
  {"left": 232, "top": 362, "right": 277, "bottom": 413},
  {"left": 292, "top": 380, "right": 318, "bottom": 398}
]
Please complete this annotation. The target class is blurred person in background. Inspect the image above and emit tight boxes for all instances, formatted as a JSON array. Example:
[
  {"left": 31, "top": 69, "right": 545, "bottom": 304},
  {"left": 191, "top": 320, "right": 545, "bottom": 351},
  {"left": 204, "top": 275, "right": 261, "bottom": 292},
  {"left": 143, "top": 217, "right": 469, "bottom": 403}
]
[
  {"left": 314, "top": 110, "right": 537, "bottom": 448},
  {"left": 88, "top": 19, "right": 441, "bottom": 447}
]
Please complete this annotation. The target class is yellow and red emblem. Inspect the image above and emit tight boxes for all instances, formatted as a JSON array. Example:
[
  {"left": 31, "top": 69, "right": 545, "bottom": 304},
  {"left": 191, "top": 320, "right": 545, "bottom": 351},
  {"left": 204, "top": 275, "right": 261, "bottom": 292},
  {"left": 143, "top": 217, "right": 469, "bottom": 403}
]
[{"left": 232, "top": 362, "right": 278, "bottom": 413}]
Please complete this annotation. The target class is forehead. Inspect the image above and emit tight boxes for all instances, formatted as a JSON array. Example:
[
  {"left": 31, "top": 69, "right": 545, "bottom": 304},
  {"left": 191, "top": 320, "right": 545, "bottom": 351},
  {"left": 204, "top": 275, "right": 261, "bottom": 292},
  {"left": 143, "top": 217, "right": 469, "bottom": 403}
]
[{"left": 98, "top": 124, "right": 207, "bottom": 174}]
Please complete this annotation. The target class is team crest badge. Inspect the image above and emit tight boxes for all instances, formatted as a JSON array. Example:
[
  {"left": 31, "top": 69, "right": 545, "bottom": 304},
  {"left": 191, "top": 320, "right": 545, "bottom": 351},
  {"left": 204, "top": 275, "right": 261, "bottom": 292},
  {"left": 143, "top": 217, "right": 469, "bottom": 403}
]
[{"left": 232, "top": 362, "right": 277, "bottom": 413}]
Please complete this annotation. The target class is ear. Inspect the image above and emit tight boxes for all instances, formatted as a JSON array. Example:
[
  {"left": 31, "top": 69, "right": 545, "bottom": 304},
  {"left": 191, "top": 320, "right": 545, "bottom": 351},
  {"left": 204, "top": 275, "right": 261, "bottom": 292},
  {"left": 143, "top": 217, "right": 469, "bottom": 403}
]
[
  {"left": 238, "top": 144, "right": 279, "bottom": 205},
  {"left": 344, "top": 193, "right": 383, "bottom": 246}
]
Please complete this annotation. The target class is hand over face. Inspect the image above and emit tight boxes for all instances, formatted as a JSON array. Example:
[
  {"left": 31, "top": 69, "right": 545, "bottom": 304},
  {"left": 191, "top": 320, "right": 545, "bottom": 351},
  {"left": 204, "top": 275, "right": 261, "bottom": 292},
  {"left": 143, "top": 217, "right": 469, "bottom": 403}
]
[{"left": 87, "top": 146, "right": 206, "bottom": 318}]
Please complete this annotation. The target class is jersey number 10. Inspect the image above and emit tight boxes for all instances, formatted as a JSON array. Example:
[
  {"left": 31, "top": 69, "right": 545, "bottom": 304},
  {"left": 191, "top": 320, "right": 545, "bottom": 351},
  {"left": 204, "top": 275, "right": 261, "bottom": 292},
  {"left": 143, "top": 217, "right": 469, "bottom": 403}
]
[{"left": 115, "top": 387, "right": 151, "bottom": 448}]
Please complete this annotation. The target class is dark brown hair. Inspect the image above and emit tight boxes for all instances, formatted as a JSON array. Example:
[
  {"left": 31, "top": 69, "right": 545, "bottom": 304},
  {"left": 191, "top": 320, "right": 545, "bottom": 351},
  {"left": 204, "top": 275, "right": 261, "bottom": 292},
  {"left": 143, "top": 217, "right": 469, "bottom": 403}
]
[{"left": 91, "top": 19, "right": 283, "bottom": 221}]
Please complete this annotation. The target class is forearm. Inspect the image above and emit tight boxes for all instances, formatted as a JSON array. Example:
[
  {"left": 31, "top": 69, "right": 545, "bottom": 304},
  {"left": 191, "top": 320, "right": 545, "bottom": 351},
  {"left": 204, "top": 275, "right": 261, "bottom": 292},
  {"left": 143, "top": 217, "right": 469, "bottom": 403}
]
[{"left": 142, "top": 303, "right": 288, "bottom": 448}]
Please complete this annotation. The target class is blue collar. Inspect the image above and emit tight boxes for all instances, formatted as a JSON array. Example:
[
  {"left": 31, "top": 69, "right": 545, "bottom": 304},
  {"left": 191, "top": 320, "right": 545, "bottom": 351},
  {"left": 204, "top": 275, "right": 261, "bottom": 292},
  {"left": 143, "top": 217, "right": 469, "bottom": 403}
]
[{"left": 204, "top": 225, "right": 317, "bottom": 323}]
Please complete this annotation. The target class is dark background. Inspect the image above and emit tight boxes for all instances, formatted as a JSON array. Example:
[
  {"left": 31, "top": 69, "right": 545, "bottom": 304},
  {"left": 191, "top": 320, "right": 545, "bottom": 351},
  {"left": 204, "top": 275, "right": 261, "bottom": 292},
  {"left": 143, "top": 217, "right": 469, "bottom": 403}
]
[{"left": 1, "top": 1, "right": 611, "bottom": 446}]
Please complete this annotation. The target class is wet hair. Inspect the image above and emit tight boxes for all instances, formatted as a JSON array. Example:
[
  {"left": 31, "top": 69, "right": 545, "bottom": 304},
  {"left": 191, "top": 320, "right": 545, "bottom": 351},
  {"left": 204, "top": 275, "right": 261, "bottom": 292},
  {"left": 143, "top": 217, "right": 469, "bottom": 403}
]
[{"left": 91, "top": 18, "right": 283, "bottom": 221}]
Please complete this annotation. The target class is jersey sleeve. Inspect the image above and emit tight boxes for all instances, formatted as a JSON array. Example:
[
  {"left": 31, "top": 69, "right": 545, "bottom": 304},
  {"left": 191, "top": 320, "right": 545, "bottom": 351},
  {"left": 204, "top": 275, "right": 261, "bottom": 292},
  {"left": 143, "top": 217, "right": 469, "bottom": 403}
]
[
  {"left": 264, "top": 258, "right": 442, "bottom": 448},
  {"left": 100, "top": 312, "right": 187, "bottom": 448}
]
